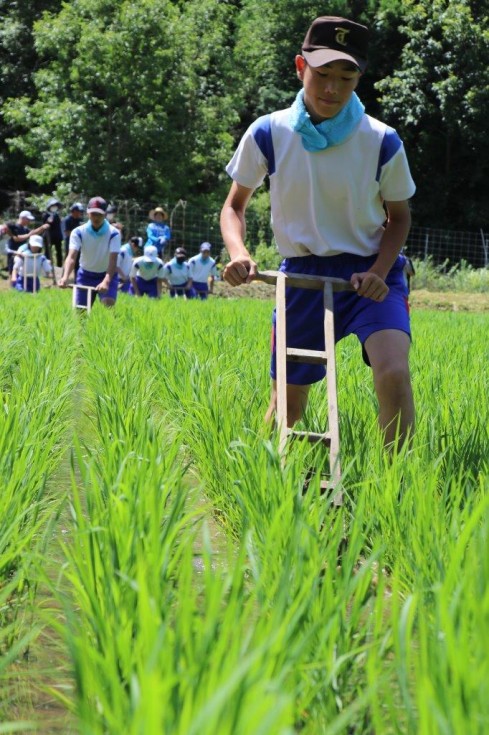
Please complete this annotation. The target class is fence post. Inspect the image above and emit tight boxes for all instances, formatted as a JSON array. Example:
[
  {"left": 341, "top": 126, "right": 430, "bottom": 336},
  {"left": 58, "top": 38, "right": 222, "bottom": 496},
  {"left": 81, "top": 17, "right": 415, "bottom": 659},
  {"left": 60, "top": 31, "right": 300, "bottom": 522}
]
[{"left": 480, "top": 229, "right": 488, "bottom": 268}]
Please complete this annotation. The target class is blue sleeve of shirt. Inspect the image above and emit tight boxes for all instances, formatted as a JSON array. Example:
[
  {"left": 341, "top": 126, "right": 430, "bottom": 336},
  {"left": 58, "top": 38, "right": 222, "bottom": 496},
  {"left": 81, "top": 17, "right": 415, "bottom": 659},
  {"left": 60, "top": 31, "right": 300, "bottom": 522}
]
[{"left": 146, "top": 223, "right": 159, "bottom": 246}]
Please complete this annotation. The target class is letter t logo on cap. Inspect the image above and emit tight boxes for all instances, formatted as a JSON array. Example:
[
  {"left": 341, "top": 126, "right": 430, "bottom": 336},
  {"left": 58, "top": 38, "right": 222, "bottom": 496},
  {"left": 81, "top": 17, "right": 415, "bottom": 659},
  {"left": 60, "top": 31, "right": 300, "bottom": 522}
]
[{"left": 335, "top": 27, "right": 350, "bottom": 46}]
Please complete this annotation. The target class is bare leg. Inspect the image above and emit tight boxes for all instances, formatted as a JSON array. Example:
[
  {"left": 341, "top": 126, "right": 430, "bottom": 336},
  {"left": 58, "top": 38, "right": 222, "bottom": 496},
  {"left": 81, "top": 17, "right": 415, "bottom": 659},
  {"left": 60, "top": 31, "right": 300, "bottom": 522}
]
[
  {"left": 364, "top": 329, "right": 414, "bottom": 449},
  {"left": 265, "top": 380, "right": 311, "bottom": 427}
]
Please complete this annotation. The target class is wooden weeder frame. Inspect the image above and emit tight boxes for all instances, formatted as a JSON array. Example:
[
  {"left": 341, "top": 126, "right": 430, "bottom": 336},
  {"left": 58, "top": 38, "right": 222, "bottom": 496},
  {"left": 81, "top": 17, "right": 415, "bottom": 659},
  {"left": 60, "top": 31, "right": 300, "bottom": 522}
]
[{"left": 256, "top": 270, "right": 354, "bottom": 504}]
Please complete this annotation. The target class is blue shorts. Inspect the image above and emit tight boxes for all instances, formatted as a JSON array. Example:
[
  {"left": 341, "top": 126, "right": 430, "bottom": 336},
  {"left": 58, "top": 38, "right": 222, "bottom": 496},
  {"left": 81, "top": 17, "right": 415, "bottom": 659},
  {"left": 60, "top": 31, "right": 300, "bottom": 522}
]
[
  {"left": 76, "top": 269, "right": 119, "bottom": 306},
  {"left": 169, "top": 281, "right": 193, "bottom": 298},
  {"left": 136, "top": 275, "right": 158, "bottom": 298},
  {"left": 192, "top": 281, "right": 209, "bottom": 300},
  {"left": 270, "top": 253, "right": 411, "bottom": 385},
  {"left": 15, "top": 276, "right": 40, "bottom": 293},
  {"left": 119, "top": 280, "right": 133, "bottom": 294}
]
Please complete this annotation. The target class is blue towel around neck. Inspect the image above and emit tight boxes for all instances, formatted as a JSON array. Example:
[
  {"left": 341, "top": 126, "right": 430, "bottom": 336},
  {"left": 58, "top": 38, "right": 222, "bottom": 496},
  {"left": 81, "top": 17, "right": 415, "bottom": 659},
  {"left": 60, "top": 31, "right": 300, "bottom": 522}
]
[
  {"left": 289, "top": 89, "right": 365, "bottom": 152},
  {"left": 87, "top": 219, "right": 110, "bottom": 238}
]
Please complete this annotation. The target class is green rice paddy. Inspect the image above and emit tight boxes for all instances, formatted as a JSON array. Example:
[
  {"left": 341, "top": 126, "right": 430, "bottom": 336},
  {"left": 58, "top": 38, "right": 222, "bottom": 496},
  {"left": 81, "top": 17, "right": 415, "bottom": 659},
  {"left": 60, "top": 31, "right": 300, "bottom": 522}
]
[{"left": 0, "top": 288, "right": 488, "bottom": 734}]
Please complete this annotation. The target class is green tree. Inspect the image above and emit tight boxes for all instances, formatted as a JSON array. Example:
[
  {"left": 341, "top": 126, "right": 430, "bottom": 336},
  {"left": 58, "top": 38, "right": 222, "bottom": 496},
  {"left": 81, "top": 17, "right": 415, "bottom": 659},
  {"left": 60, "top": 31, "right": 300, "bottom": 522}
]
[
  {"left": 376, "top": 0, "right": 489, "bottom": 228},
  {"left": 3, "top": 0, "right": 239, "bottom": 204},
  {"left": 0, "top": 0, "right": 62, "bottom": 199}
]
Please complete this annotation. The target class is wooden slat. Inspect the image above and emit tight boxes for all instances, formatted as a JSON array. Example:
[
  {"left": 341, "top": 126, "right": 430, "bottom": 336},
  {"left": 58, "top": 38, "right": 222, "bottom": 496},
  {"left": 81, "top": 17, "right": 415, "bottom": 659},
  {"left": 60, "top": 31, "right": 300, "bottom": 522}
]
[
  {"left": 275, "top": 273, "right": 288, "bottom": 457},
  {"left": 256, "top": 270, "right": 354, "bottom": 292},
  {"left": 323, "top": 281, "right": 341, "bottom": 486},
  {"left": 286, "top": 348, "right": 327, "bottom": 365},
  {"left": 288, "top": 430, "right": 331, "bottom": 445}
]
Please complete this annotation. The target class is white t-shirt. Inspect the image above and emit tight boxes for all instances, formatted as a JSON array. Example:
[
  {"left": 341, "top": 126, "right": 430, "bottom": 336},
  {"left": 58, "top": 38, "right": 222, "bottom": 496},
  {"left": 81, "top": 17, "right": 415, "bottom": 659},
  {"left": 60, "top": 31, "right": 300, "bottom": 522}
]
[
  {"left": 163, "top": 259, "right": 191, "bottom": 286},
  {"left": 188, "top": 254, "right": 218, "bottom": 282},
  {"left": 14, "top": 252, "right": 52, "bottom": 277},
  {"left": 226, "top": 109, "right": 416, "bottom": 258},
  {"left": 117, "top": 243, "right": 134, "bottom": 279},
  {"left": 69, "top": 222, "right": 121, "bottom": 272},
  {"left": 130, "top": 256, "right": 165, "bottom": 281}
]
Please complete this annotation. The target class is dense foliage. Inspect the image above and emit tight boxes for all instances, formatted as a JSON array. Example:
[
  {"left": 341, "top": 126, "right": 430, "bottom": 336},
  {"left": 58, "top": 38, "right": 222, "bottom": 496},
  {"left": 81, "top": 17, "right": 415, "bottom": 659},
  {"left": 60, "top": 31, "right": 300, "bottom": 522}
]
[{"left": 1, "top": 0, "right": 488, "bottom": 227}]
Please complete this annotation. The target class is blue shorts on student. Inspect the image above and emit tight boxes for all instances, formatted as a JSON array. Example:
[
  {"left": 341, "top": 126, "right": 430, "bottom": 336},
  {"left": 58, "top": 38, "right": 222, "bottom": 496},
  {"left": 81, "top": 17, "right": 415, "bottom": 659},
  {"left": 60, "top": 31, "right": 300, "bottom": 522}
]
[
  {"left": 75, "top": 268, "right": 119, "bottom": 306},
  {"left": 14, "top": 276, "right": 40, "bottom": 293},
  {"left": 135, "top": 275, "right": 158, "bottom": 298},
  {"left": 270, "top": 253, "right": 410, "bottom": 385}
]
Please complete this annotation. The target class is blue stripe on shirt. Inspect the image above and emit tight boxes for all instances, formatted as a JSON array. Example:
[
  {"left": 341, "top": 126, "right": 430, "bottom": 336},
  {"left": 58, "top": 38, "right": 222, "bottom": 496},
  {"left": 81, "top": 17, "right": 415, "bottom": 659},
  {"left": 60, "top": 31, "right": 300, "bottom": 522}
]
[
  {"left": 376, "top": 127, "right": 402, "bottom": 182},
  {"left": 251, "top": 115, "right": 276, "bottom": 176}
]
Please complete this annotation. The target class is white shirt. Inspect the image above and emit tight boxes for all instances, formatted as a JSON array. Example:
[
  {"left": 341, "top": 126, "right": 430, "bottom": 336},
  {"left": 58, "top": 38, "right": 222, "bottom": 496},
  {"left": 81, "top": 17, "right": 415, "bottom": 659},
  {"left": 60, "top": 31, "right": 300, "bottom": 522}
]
[
  {"left": 117, "top": 243, "right": 134, "bottom": 279},
  {"left": 14, "top": 252, "right": 52, "bottom": 277},
  {"left": 163, "top": 259, "right": 191, "bottom": 286},
  {"left": 188, "top": 254, "right": 218, "bottom": 282},
  {"left": 69, "top": 222, "right": 121, "bottom": 272},
  {"left": 130, "top": 256, "right": 165, "bottom": 281},
  {"left": 226, "top": 109, "right": 416, "bottom": 258}
]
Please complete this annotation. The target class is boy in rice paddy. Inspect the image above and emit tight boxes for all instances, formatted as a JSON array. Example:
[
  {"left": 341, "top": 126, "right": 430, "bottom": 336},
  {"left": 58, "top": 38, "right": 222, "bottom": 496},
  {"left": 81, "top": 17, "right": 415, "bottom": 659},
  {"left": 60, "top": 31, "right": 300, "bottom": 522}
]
[
  {"left": 11, "top": 235, "right": 52, "bottom": 292},
  {"left": 220, "top": 16, "right": 416, "bottom": 448},
  {"left": 58, "top": 196, "right": 121, "bottom": 308},
  {"left": 130, "top": 244, "right": 166, "bottom": 298}
]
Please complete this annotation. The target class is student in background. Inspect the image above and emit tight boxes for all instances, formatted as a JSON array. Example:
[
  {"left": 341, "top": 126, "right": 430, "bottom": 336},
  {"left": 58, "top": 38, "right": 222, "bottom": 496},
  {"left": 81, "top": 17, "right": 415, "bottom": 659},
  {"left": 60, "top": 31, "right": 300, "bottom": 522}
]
[
  {"left": 130, "top": 244, "right": 165, "bottom": 298},
  {"left": 188, "top": 242, "right": 218, "bottom": 299},
  {"left": 5, "top": 211, "right": 49, "bottom": 275},
  {"left": 163, "top": 247, "right": 193, "bottom": 298},
  {"left": 118, "top": 236, "right": 143, "bottom": 293},
  {"left": 58, "top": 196, "right": 121, "bottom": 308},
  {"left": 11, "top": 234, "right": 52, "bottom": 292}
]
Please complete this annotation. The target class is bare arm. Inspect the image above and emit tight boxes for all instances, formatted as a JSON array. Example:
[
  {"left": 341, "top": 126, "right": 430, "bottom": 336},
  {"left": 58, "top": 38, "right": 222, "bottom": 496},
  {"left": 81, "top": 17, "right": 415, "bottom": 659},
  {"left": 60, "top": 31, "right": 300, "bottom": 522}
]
[
  {"left": 58, "top": 249, "right": 79, "bottom": 287},
  {"left": 220, "top": 181, "right": 258, "bottom": 286},
  {"left": 351, "top": 200, "right": 412, "bottom": 302},
  {"left": 96, "top": 251, "right": 118, "bottom": 293},
  {"left": 12, "top": 223, "right": 49, "bottom": 244}
]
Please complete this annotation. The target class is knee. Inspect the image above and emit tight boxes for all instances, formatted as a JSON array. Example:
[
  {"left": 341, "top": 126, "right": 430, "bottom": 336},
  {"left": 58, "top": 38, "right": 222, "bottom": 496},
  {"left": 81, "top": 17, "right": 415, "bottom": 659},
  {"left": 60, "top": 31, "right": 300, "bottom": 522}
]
[{"left": 374, "top": 362, "right": 411, "bottom": 398}]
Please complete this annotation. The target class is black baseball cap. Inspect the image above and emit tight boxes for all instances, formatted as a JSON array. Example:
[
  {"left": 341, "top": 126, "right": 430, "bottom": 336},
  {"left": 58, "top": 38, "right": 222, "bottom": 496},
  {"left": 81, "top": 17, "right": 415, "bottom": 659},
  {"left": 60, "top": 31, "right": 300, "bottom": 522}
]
[{"left": 302, "top": 17, "right": 369, "bottom": 72}]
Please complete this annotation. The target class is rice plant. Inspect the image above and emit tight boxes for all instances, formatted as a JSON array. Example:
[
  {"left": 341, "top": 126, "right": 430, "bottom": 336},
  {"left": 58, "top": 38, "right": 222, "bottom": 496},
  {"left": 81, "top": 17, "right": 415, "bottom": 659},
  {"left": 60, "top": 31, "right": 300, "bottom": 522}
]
[{"left": 2, "top": 290, "right": 489, "bottom": 733}]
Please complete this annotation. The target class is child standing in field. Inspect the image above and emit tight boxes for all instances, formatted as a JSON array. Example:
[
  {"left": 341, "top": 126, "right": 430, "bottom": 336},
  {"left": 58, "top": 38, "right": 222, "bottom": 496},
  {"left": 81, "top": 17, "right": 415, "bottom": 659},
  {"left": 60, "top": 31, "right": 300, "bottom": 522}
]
[
  {"left": 188, "top": 242, "right": 218, "bottom": 299},
  {"left": 163, "top": 247, "right": 193, "bottom": 298},
  {"left": 130, "top": 244, "right": 166, "bottom": 298},
  {"left": 58, "top": 196, "right": 121, "bottom": 308},
  {"left": 11, "top": 235, "right": 52, "bottom": 292},
  {"left": 221, "top": 15, "right": 416, "bottom": 448}
]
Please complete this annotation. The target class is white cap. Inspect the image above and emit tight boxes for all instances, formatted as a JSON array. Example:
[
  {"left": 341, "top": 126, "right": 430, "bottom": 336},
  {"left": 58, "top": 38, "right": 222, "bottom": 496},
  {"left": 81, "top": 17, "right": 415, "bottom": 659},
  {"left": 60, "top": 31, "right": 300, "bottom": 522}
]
[
  {"left": 29, "top": 235, "right": 44, "bottom": 249},
  {"left": 19, "top": 210, "right": 35, "bottom": 221},
  {"left": 143, "top": 245, "right": 158, "bottom": 263}
]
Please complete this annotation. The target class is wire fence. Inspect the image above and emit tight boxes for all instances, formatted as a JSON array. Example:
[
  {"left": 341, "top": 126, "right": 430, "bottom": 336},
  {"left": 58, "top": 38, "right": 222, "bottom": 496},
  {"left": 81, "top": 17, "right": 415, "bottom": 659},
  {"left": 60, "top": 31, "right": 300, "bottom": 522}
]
[{"left": 2, "top": 194, "right": 489, "bottom": 268}]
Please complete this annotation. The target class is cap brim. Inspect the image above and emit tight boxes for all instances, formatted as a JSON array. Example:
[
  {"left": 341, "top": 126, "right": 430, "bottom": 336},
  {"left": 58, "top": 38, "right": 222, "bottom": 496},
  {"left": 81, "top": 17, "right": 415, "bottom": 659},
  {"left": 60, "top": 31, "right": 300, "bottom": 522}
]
[
  {"left": 302, "top": 48, "right": 366, "bottom": 72},
  {"left": 87, "top": 208, "right": 106, "bottom": 214}
]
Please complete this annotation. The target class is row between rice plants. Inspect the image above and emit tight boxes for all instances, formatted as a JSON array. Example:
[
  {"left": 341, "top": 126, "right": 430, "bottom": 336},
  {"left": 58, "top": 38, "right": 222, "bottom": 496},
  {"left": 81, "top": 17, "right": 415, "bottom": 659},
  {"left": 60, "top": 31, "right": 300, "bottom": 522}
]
[{"left": 0, "top": 291, "right": 80, "bottom": 723}]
